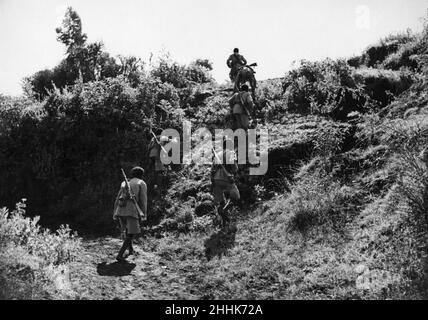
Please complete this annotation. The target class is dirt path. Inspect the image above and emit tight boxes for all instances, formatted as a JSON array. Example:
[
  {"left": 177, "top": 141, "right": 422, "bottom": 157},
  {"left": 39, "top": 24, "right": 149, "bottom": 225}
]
[{"left": 68, "top": 237, "right": 200, "bottom": 300}]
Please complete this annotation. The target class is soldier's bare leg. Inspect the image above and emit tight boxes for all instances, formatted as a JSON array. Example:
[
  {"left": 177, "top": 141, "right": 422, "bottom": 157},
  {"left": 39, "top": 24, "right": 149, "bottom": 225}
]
[{"left": 116, "top": 234, "right": 133, "bottom": 262}]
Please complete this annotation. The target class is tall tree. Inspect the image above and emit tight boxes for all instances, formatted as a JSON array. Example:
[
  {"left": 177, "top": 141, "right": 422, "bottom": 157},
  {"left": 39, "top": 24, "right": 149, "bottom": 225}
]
[
  {"left": 55, "top": 7, "right": 87, "bottom": 55},
  {"left": 24, "top": 7, "right": 121, "bottom": 100}
]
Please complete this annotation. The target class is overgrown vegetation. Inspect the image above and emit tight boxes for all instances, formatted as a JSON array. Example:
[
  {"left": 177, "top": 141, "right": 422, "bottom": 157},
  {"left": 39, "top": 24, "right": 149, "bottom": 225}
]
[
  {"left": 0, "top": 7, "right": 216, "bottom": 233},
  {"left": 137, "top": 15, "right": 428, "bottom": 299},
  {"left": 0, "top": 200, "right": 81, "bottom": 299},
  {"left": 1, "top": 7, "right": 428, "bottom": 300}
]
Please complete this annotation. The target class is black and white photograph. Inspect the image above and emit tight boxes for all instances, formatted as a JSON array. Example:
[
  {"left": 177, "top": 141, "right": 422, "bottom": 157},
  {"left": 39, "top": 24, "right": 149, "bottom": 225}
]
[{"left": 1, "top": 0, "right": 428, "bottom": 306}]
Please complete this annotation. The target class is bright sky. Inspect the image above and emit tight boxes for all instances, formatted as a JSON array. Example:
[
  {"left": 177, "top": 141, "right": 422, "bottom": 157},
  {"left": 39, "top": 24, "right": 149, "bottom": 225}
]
[{"left": 0, "top": 0, "right": 427, "bottom": 96}]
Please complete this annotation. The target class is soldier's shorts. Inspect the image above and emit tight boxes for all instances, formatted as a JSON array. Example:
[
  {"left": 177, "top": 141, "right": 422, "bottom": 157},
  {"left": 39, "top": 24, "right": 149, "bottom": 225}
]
[
  {"left": 213, "top": 180, "right": 240, "bottom": 205},
  {"left": 119, "top": 216, "right": 141, "bottom": 235}
]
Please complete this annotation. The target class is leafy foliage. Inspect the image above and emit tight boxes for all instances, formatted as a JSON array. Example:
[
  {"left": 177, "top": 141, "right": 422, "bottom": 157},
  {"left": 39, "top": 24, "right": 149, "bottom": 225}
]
[
  {"left": 0, "top": 200, "right": 80, "bottom": 266},
  {"left": 0, "top": 200, "right": 81, "bottom": 299},
  {"left": 282, "top": 59, "right": 369, "bottom": 120},
  {"left": 1, "top": 76, "right": 184, "bottom": 232},
  {"left": 150, "top": 55, "right": 214, "bottom": 88},
  {"left": 24, "top": 7, "right": 130, "bottom": 100},
  {"left": 55, "top": 7, "right": 87, "bottom": 53}
]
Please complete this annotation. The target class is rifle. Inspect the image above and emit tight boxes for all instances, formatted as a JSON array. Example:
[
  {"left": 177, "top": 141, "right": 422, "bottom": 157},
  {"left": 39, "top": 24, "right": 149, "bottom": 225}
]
[
  {"left": 246, "top": 63, "right": 257, "bottom": 73},
  {"left": 212, "top": 147, "right": 237, "bottom": 186},
  {"left": 150, "top": 129, "right": 168, "bottom": 155},
  {"left": 121, "top": 168, "right": 146, "bottom": 223},
  {"left": 211, "top": 148, "right": 233, "bottom": 212},
  {"left": 212, "top": 147, "right": 230, "bottom": 177}
]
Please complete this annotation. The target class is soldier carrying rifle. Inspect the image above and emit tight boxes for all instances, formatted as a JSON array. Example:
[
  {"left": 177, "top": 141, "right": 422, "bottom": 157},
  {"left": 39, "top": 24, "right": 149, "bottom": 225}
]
[
  {"left": 147, "top": 128, "right": 170, "bottom": 190},
  {"left": 211, "top": 138, "right": 241, "bottom": 227},
  {"left": 113, "top": 167, "right": 147, "bottom": 262}
]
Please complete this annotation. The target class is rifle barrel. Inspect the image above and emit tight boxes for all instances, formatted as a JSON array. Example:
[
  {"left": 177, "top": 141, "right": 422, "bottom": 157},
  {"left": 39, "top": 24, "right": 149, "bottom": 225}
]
[
  {"left": 150, "top": 130, "right": 168, "bottom": 154},
  {"left": 212, "top": 147, "right": 229, "bottom": 173}
]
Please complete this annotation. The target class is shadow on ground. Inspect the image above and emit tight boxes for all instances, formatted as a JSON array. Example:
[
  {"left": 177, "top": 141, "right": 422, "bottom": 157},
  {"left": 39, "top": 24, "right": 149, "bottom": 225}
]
[
  {"left": 96, "top": 261, "right": 136, "bottom": 277},
  {"left": 204, "top": 224, "right": 237, "bottom": 260}
]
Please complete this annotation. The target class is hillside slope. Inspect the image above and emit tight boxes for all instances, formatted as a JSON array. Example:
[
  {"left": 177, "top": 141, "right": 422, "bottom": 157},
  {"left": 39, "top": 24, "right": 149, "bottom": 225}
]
[
  {"left": 1, "top": 23, "right": 428, "bottom": 299},
  {"left": 134, "top": 30, "right": 428, "bottom": 299}
]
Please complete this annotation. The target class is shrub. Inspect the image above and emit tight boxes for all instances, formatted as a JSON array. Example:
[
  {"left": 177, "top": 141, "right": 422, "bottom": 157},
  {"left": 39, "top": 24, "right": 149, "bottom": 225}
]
[
  {"left": 282, "top": 59, "right": 368, "bottom": 120},
  {"left": 348, "top": 31, "right": 415, "bottom": 68},
  {"left": 313, "top": 121, "right": 351, "bottom": 157},
  {"left": 381, "top": 19, "right": 428, "bottom": 71},
  {"left": 151, "top": 57, "right": 189, "bottom": 88},
  {"left": 194, "top": 94, "right": 230, "bottom": 127},
  {"left": 354, "top": 68, "right": 413, "bottom": 107},
  {"left": 382, "top": 39, "right": 422, "bottom": 70},
  {"left": 24, "top": 46, "right": 122, "bottom": 101},
  {"left": 0, "top": 200, "right": 81, "bottom": 266},
  {"left": 255, "top": 79, "right": 285, "bottom": 121},
  {"left": 366, "top": 32, "right": 415, "bottom": 67},
  {"left": 382, "top": 31, "right": 426, "bottom": 71},
  {"left": 185, "top": 60, "right": 214, "bottom": 84},
  {"left": 150, "top": 56, "right": 214, "bottom": 89},
  {"left": 0, "top": 200, "right": 81, "bottom": 299},
  {"left": 0, "top": 77, "right": 164, "bottom": 233}
]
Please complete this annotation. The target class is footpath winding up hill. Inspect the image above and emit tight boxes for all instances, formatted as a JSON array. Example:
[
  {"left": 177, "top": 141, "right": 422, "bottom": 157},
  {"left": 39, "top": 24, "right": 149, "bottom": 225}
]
[
  {"left": 1, "top": 18, "right": 428, "bottom": 299},
  {"left": 70, "top": 237, "right": 199, "bottom": 299}
]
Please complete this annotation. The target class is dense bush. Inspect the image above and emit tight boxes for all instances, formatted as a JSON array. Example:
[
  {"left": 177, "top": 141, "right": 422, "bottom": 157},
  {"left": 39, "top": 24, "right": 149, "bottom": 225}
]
[
  {"left": 1, "top": 43, "right": 220, "bottom": 233},
  {"left": 282, "top": 59, "right": 369, "bottom": 120},
  {"left": 186, "top": 60, "right": 214, "bottom": 84},
  {"left": 255, "top": 79, "right": 285, "bottom": 122},
  {"left": 354, "top": 68, "right": 413, "bottom": 107},
  {"left": 348, "top": 25, "right": 428, "bottom": 72},
  {"left": 24, "top": 8, "right": 125, "bottom": 100},
  {"left": 150, "top": 56, "right": 214, "bottom": 89},
  {"left": 381, "top": 28, "right": 428, "bottom": 71},
  {"left": 0, "top": 200, "right": 80, "bottom": 299},
  {"left": 0, "top": 200, "right": 80, "bottom": 265},
  {"left": 0, "top": 75, "right": 186, "bottom": 232},
  {"left": 193, "top": 94, "right": 230, "bottom": 128}
]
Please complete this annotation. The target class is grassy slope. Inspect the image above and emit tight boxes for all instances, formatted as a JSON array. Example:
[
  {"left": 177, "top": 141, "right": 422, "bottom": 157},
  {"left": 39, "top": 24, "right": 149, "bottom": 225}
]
[
  {"left": 146, "top": 118, "right": 427, "bottom": 300},
  {"left": 141, "top": 31, "right": 428, "bottom": 300}
]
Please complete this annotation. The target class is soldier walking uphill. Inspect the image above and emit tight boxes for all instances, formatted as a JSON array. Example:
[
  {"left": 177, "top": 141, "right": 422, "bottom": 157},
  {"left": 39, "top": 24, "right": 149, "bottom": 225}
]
[
  {"left": 211, "top": 139, "right": 241, "bottom": 227},
  {"left": 229, "top": 84, "right": 256, "bottom": 131},
  {"left": 227, "top": 48, "right": 247, "bottom": 82},
  {"left": 147, "top": 129, "right": 169, "bottom": 190},
  {"left": 113, "top": 167, "right": 147, "bottom": 262}
]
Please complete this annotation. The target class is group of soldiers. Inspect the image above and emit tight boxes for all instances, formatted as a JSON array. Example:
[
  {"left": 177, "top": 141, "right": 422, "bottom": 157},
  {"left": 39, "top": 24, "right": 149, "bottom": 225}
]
[{"left": 112, "top": 48, "right": 257, "bottom": 262}]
